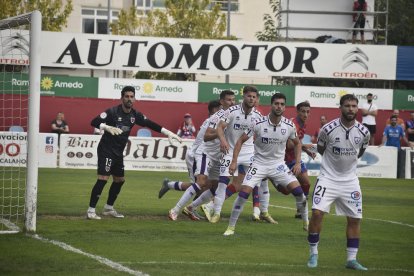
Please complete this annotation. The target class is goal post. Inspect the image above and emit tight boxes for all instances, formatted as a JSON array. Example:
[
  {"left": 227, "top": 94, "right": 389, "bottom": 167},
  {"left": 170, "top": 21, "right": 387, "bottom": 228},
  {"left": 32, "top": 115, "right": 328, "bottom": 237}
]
[{"left": 0, "top": 11, "right": 41, "bottom": 233}]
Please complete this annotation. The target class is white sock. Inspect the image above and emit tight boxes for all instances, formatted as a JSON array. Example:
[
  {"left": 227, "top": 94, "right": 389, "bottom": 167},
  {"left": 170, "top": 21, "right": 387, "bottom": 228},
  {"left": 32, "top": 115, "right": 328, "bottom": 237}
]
[
  {"left": 168, "top": 181, "right": 182, "bottom": 190},
  {"left": 104, "top": 204, "right": 113, "bottom": 210},
  {"left": 253, "top": 206, "right": 260, "bottom": 216},
  {"left": 347, "top": 247, "right": 358, "bottom": 261},
  {"left": 295, "top": 193, "right": 308, "bottom": 222},
  {"left": 205, "top": 200, "right": 214, "bottom": 209},
  {"left": 259, "top": 180, "right": 270, "bottom": 213},
  {"left": 213, "top": 182, "right": 227, "bottom": 214},
  {"left": 310, "top": 244, "right": 319, "bottom": 255},
  {"left": 190, "top": 189, "right": 213, "bottom": 209},
  {"left": 87, "top": 207, "right": 96, "bottom": 213},
  {"left": 228, "top": 196, "right": 247, "bottom": 227},
  {"left": 174, "top": 184, "right": 200, "bottom": 212}
]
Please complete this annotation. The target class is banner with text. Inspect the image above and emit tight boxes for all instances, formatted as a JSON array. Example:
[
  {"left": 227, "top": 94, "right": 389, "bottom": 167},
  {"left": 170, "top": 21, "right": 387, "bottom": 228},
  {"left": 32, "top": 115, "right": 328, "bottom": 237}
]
[
  {"left": 303, "top": 145, "right": 397, "bottom": 179},
  {"left": 295, "top": 86, "right": 394, "bottom": 110},
  {"left": 198, "top": 82, "right": 295, "bottom": 106},
  {"left": 59, "top": 134, "right": 193, "bottom": 172},
  {"left": 0, "top": 132, "right": 58, "bottom": 168},
  {"left": 0, "top": 72, "right": 98, "bottom": 97},
  {"left": 40, "top": 31, "right": 397, "bottom": 80},
  {"left": 98, "top": 77, "right": 198, "bottom": 102},
  {"left": 392, "top": 90, "right": 414, "bottom": 110}
]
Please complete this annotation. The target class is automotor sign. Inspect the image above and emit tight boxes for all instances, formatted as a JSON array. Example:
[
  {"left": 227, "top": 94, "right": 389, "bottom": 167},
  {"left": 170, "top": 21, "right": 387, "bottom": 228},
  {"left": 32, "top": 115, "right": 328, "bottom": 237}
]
[
  {"left": 295, "top": 86, "right": 393, "bottom": 110},
  {"left": 98, "top": 77, "right": 198, "bottom": 102},
  {"left": 40, "top": 31, "right": 397, "bottom": 80}
]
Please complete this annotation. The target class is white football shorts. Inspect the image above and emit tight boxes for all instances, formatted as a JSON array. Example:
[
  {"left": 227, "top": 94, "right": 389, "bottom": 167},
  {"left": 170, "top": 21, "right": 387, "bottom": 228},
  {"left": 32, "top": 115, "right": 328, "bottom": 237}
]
[
  {"left": 311, "top": 176, "right": 363, "bottom": 218},
  {"left": 194, "top": 152, "right": 220, "bottom": 181},
  {"left": 220, "top": 151, "right": 254, "bottom": 177},
  {"left": 243, "top": 161, "right": 297, "bottom": 189}
]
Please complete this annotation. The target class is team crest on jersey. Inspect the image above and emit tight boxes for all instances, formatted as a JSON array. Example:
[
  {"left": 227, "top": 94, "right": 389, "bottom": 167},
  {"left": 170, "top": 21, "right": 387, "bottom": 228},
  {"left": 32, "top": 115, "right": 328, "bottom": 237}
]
[
  {"left": 314, "top": 197, "right": 321, "bottom": 204},
  {"left": 105, "top": 166, "right": 110, "bottom": 172},
  {"left": 281, "top": 129, "right": 286, "bottom": 135},
  {"left": 246, "top": 175, "right": 252, "bottom": 180},
  {"left": 131, "top": 117, "right": 135, "bottom": 124},
  {"left": 351, "top": 191, "right": 361, "bottom": 200},
  {"left": 354, "top": 137, "right": 361, "bottom": 144},
  {"left": 220, "top": 167, "right": 226, "bottom": 173},
  {"left": 100, "top": 112, "right": 107, "bottom": 119}
]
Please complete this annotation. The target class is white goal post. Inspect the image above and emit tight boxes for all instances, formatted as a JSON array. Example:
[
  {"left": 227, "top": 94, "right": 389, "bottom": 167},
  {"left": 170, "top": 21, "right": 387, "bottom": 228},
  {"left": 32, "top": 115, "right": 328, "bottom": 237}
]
[{"left": 0, "top": 11, "right": 41, "bottom": 233}]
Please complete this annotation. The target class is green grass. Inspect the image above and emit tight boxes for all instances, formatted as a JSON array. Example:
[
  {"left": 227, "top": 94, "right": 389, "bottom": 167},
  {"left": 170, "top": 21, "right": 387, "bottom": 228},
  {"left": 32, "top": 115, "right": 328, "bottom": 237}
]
[{"left": 1, "top": 168, "right": 414, "bottom": 275}]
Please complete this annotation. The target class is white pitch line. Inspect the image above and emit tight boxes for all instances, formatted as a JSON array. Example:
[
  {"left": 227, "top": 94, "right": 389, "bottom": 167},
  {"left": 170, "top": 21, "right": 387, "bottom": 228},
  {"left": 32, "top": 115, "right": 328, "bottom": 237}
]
[{"left": 29, "top": 234, "right": 148, "bottom": 276}]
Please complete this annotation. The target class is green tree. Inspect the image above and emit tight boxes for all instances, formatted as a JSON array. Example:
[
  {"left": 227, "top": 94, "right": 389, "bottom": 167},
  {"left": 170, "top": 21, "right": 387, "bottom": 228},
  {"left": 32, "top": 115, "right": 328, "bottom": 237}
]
[
  {"left": 256, "top": 0, "right": 279, "bottom": 42},
  {"left": 111, "top": 0, "right": 227, "bottom": 80},
  {"left": 0, "top": 0, "right": 73, "bottom": 32}
]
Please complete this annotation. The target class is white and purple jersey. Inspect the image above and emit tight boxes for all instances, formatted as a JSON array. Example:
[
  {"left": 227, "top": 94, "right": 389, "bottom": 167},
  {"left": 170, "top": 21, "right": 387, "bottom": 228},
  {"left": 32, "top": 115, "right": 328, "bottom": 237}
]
[
  {"left": 220, "top": 104, "right": 262, "bottom": 155},
  {"left": 195, "top": 109, "right": 223, "bottom": 162},
  {"left": 317, "top": 118, "right": 370, "bottom": 181},
  {"left": 247, "top": 115, "right": 297, "bottom": 164}
]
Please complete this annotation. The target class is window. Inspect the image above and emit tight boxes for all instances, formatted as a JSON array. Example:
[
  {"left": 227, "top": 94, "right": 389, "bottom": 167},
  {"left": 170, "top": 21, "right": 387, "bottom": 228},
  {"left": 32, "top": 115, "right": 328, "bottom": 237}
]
[
  {"left": 209, "top": 0, "right": 239, "bottom": 12},
  {"left": 81, "top": 8, "right": 119, "bottom": 34}
]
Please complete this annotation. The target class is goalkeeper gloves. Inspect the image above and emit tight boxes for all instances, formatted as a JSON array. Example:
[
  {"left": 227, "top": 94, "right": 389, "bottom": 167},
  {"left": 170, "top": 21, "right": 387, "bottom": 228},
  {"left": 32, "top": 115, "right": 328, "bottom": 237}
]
[
  {"left": 100, "top": 123, "right": 123, "bottom": 136},
  {"left": 161, "top": 128, "right": 182, "bottom": 144}
]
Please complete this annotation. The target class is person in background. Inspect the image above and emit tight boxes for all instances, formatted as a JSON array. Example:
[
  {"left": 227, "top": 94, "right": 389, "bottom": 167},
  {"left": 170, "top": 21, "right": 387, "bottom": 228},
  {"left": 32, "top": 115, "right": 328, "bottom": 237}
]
[
  {"left": 380, "top": 115, "right": 412, "bottom": 149},
  {"left": 51, "top": 112, "right": 69, "bottom": 144},
  {"left": 311, "top": 115, "right": 327, "bottom": 144},
  {"left": 361, "top": 93, "right": 377, "bottom": 145},
  {"left": 177, "top": 113, "right": 196, "bottom": 139},
  {"left": 406, "top": 112, "right": 414, "bottom": 144},
  {"left": 352, "top": 0, "right": 367, "bottom": 44},
  {"left": 385, "top": 110, "right": 405, "bottom": 130}
]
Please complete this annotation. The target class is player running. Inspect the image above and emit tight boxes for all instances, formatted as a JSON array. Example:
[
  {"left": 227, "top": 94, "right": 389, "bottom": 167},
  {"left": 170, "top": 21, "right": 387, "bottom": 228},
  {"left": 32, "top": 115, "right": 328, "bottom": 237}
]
[{"left": 223, "top": 93, "right": 308, "bottom": 236}]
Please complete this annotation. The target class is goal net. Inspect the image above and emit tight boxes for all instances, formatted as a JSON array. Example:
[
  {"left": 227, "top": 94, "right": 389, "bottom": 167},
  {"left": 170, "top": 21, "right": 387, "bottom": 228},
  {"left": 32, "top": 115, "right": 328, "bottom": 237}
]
[{"left": 0, "top": 11, "right": 41, "bottom": 233}]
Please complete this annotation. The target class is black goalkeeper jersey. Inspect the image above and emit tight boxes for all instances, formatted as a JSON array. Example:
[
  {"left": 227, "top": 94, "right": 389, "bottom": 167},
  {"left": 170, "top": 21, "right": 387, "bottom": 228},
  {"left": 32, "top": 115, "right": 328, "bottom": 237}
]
[{"left": 91, "top": 105, "right": 162, "bottom": 157}]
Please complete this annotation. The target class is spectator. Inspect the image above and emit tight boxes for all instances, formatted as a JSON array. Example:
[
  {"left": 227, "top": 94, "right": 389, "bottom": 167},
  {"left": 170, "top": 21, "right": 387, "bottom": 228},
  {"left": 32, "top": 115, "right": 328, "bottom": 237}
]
[
  {"left": 352, "top": 0, "right": 367, "bottom": 44},
  {"left": 380, "top": 115, "right": 412, "bottom": 149},
  {"left": 385, "top": 110, "right": 405, "bottom": 130},
  {"left": 360, "top": 93, "right": 377, "bottom": 145},
  {"left": 177, "top": 113, "right": 196, "bottom": 139},
  {"left": 51, "top": 112, "right": 69, "bottom": 144},
  {"left": 406, "top": 112, "right": 414, "bottom": 143},
  {"left": 311, "top": 115, "right": 327, "bottom": 144}
]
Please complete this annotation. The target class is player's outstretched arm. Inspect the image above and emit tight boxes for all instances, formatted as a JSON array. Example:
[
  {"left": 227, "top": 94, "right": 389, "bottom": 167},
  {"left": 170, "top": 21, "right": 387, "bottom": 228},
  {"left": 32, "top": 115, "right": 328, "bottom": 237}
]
[{"left": 161, "top": 128, "right": 182, "bottom": 144}]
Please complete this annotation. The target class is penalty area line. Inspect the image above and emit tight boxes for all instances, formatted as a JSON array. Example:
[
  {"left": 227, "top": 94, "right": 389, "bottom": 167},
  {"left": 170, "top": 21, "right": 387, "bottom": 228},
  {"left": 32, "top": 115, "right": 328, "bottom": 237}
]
[{"left": 29, "top": 234, "right": 148, "bottom": 276}]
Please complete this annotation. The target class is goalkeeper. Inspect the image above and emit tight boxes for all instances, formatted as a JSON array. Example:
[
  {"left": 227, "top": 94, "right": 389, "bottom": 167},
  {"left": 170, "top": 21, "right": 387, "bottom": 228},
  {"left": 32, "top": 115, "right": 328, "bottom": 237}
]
[{"left": 86, "top": 86, "right": 181, "bottom": 220}]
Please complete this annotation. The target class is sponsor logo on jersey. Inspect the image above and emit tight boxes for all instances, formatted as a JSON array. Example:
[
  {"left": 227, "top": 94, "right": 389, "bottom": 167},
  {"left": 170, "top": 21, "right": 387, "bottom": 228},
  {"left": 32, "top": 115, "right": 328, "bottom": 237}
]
[
  {"left": 335, "top": 137, "right": 340, "bottom": 142},
  {"left": 333, "top": 146, "right": 357, "bottom": 156},
  {"left": 118, "top": 117, "right": 122, "bottom": 121},
  {"left": 235, "top": 116, "right": 240, "bottom": 121},
  {"left": 261, "top": 137, "right": 284, "bottom": 145},
  {"left": 264, "top": 128, "right": 268, "bottom": 133}
]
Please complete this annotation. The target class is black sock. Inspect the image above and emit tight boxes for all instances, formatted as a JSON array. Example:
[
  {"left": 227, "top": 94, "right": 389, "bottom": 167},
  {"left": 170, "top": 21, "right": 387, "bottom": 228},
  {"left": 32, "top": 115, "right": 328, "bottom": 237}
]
[
  {"left": 106, "top": 181, "right": 125, "bottom": 206},
  {"left": 89, "top": 179, "right": 107, "bottom": 208}
]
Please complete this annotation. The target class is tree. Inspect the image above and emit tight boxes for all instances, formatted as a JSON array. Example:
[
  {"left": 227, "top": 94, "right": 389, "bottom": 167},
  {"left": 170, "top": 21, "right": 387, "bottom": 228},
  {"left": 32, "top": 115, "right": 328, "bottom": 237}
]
[
  {"left": 111, "top": 0, "right": 227, "bottom": 80},
  {"left": 0, "top": 0, "right": 73, "bottom": 32},
  {"left": 256, "top": 0, "right": 279, "bottom": 42}
]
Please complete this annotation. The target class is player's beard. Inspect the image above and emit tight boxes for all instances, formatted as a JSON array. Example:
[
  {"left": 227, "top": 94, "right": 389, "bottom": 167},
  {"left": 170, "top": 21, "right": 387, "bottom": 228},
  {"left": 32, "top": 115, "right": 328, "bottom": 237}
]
[{"left": 342, "top": 111, "right": 356, "bottom": 122}]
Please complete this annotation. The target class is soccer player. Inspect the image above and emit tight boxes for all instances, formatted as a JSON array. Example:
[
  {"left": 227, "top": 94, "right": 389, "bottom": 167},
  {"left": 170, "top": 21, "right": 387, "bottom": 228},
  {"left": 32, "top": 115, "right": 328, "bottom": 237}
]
[
  {"left": 167, "top": 90, "right": 236, "bottom": 221},
  {"left": 158, "top": 99, "right": 222, "bottom": 199},
  {"left": 283, "top": 101, "right": 316, "bottom": 218},
  {"left": 223, "top": 93, "right": 308, "bottom": 236},
  {"left": 306, "top": 94, "right": 370, "bottom": 270},
  {"left": 212, "top": 86, "right": 275, "bottom": 224},
  {"left": 86, "top": 86, "right": 181, "bottom": 220}
]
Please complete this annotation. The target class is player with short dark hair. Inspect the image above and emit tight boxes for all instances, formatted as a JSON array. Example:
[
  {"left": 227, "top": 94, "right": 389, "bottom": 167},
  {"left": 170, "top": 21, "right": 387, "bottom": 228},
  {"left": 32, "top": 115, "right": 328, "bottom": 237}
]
[
  {"left": 86, "top": 86, "right": 181, "bottom": 220},
  {"left": 307, "top": 93, "right": 369, "bottom": 270}
]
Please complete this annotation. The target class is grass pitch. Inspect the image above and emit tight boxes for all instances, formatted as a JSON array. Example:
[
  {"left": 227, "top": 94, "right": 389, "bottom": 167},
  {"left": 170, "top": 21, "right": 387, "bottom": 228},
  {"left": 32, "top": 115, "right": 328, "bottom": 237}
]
[{"left": 1, "top": 168, "right": 413, "bottom": 275}]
